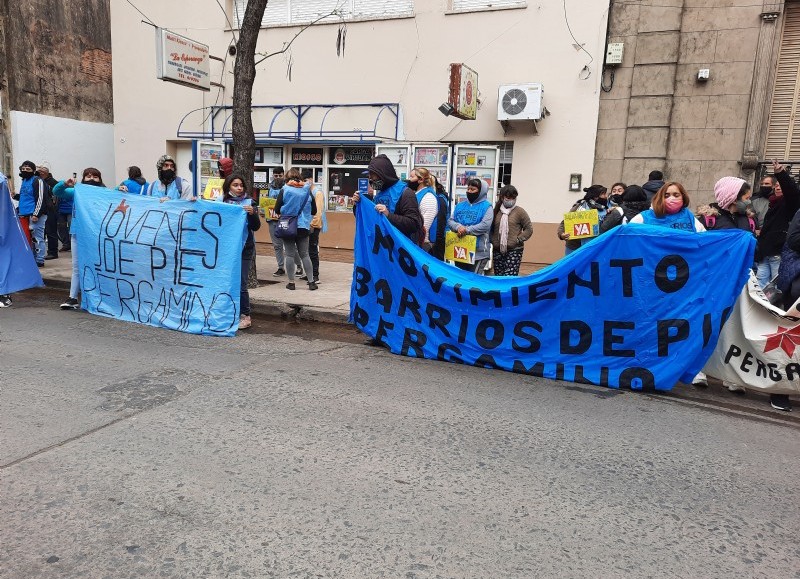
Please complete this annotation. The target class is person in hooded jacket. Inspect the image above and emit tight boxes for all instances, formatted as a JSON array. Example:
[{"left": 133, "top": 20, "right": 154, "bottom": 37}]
[
  {"left": 490, "top": 185, "right": 532, "bottom": 276},
  {"left": 557, "top": 185, "right": 609, "bottom": 255},
  {"left": 52, "top": 168, "right": 107, "bottom": 310},
  {"left": 352, "top": 154, "right": 423, "bottom": 243},
  {"left": 37, "top": 163, "right": 60, "bottom": 260},
  {"left": 273, "top": 168, "right": 317, "bottom": 291},
  {"left": 146, "top": 155, "right": 194, "bottom": 200},
  {"left": 642, "top": 170, "right": 665, "bottom": 204},
  {"left": 217, "top": 157, "right": 234, "bottom": 179},
  {"left": 14, "top": 161, "right": 49, "bottom": 266},
  {"left": 599, "top": 185, "right": 651, "bottom": 233},
  {"left": 695, "top": 176, "right": 756, "bottom": 235},
  {"left": 221, "top": 173, "right": 261, "bottom": 330},
  {"left": 754, "top": 161, "right": 800, "bottom": 289},
  {"left": 448, "top": 178, "right": 494, "bottom": 274},
  {"left": 116, "top": 166, "right": 149, "bottom": 195}
]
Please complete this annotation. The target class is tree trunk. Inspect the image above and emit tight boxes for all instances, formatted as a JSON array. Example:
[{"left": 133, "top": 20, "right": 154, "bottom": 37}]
[{"left": 233, "top": 0, "right": 268, "bottom": 289}]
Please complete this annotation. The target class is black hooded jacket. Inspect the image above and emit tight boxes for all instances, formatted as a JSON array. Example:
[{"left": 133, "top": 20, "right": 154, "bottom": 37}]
[
  {"left": 755, "top": 170, "right": 800, "bottom": 261},
  {"left": 361, "top": 154, "right": 423, "bottom": 242}
]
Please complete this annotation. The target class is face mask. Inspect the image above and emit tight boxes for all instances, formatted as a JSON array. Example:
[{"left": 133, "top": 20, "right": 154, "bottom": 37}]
[
  {"left": 159, "top": 169, "right": 176, "bottom": 184},
  {"left": 760, "top": 186, "right": 773, "bottom": 197},
  {"left": 664, "top": 196, "right": 683, "bottom": 214},
  {"left": 502, "top": 199, "right": 516, "bottom": 209},
  {"left": 734, "top": 200, "right": 748, "bottom": 213},
  {"left": 405, "top": 179, "right": 419, "bottom": 189},
  {"left": 20, "top": 171, "right": 33, "bottom": 179},
  {"left": 595, "top": 197, "right": 608, "bottom": 207},
  {"left": 467, "top": 191, "right": 479, "bottom": 203},
  {"left": 610, "top": 194, "right": 623, "bottom": 205},
  {"left": 83, "top": 180, "right": 103, "bottom": 187},
  {"left": 369, "top": 179, "right": 384, "bottom": 192}
]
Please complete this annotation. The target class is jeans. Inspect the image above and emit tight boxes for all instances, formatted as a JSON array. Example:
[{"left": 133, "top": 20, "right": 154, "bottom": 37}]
[
  {"left": 756, "top": 255, "right": 781, "bottom": 288},
  {"left": 69, "top": 235, "right": 79, "bottom": 299},
  {"left": 240, "top": 248, "right": 254, "bottom": 316},
  {"left": 268, "top": 220, "right": 301, "bottom": 270},
  {"left": 309, "top": 227, "right": 321, "bottom": 280},
  {"left": 455, "top": 257, "right": 489, "bottom": 275},
  {"left": 58, "top": 213, "right": 72, "bottom": 249},
  {"left": 30, "top": 215, "right": 47, "bottom": 264},
  {"left": 283, "top": 233, "right": 314, "bottom": 282}
]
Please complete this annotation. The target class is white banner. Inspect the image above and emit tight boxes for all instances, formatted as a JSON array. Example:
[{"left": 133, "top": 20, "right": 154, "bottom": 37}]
[{"left": 702, "top": 274, "right": 800, "bottom": 395}]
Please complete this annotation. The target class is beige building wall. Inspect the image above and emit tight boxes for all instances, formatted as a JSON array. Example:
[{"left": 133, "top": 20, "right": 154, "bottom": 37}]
[
  {"left": 593, "top": 0, "right": 783, "bottom": 204},
  {"left": 111, "top": 0, "right": 610, "bottom": 265}
]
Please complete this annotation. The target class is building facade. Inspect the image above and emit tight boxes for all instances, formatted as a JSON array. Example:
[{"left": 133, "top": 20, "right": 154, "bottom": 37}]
[
  {"left": 0, "top": 0, "right": 114, "bottom": 190},
  {"left": 110, "top": 0, "right": 610, "bottom": 266},
  {"left": 593, "top": 0, "right": 800, "bottom": 203}
]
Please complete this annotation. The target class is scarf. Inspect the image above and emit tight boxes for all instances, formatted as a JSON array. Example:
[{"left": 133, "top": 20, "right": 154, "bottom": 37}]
[{"left": 499, "top": 204, "right": 513, "bottom": 253}]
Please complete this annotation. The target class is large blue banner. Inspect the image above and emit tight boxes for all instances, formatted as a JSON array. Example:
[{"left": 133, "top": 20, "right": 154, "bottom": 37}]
[
  {"left": 74, "top": 185, "right": 244, "bottom": 336},
  {"left": 0, "top": 172, "right": 44, "bottom": 294},
  {"left": 351, "top": 198, "right": 756, "bottom": 391}
]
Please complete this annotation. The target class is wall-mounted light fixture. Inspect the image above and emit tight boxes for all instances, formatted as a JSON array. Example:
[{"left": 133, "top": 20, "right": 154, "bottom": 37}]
[{"left": 438, "top": 102, "right": 454, "bottom": 116}]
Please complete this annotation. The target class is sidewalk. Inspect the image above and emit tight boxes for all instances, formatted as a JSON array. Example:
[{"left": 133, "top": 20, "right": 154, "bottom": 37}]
[{"left": 38, "top": 253, "right": 353, "bottom": 325}]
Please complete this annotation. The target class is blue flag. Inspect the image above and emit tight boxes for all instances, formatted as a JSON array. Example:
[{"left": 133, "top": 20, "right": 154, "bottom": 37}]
[
  {"left": 351, "top": 197, "right": 756, "bottom": 391},
  {"left": 0, "top": 172, "right": 44, "bottom": 294},
  {"left": 73, "top": 185, "right": 245, "bottom": 337}
]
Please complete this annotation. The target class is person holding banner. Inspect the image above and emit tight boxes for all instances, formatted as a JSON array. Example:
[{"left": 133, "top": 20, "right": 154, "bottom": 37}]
[
  {"left": 599, "top": 185, "right": 650, "bottom": 233},
  {"left": 490, "top": 185, "right": 532, "bottom": 276},
  {"left": 222, "top": 173, "right": 261, "bottom": 330},
  {"left": 696, "top": 177, "right": 756, "bottom": 234},
  {"left": 116, "top": 166, "right": 149, "bottom": 195},
  {"left": 629, "top": 182, "right": 706, "bottom": 232},
  {"left": 146, "top": 155, "right": 194, "bottom": 201},
  {"left": 54, "top": 168, "right": 107, "bottom": 310},
  {"left": 448, "top": 178, "right": 493, "bottom": 274},
  {"left": 274, "top": 168, "right": 317, "bottom": 291},
  {"left": 557, "top": 185, "right": 608, "bottom": 255}
]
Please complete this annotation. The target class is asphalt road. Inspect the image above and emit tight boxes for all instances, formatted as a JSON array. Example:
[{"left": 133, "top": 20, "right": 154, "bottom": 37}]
[{"left": 2, "top": 290, "right": 799, "bottom": 578}]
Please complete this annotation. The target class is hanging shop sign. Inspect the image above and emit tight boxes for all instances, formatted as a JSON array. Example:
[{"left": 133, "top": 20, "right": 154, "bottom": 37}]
[
  {"left": 155, "top": 28, "right": 211, "bottom": 92},
  {"left": 291, "top": 147, "right": 324, "bottom": 165}
]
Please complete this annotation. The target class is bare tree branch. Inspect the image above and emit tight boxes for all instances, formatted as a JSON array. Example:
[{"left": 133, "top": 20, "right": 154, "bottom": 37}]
[{"left": 254, "top": 9, "right": 345, "bottom": 66}]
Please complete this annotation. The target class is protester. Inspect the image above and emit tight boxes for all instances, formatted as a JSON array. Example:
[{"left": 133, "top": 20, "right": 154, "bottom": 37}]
[
  {"left": 274, "top": 168, "right": 317, "bottom": 291},
  {"left": 406, "top": 167, "right": 441, "bottom": 254},
  {"left": 696, "top": 177, "right": 756, "bottom": 234},
  {"left": 301, "top": 170, "right": 326, "bottom": 284},
  {"left": 771, "top": 212, "right": 800, "bottom": 411},
  {"left": 51, "top": 168, "right": 74, "bottom": 254},
  {"left": 14, "top": 161, "right": 49, "bottom": 267},
  {"left": 53, "top": 168, "right": 107, "bottom": 310},
  {"left": 490, "top": 185, "right": 532, "bottom": 276},
  {"left": 557, "top": 185, "right": 609, "bottom": 255},
  {"left": 222, "top": 173, "right": 261, "bottom": 330},
  {"left": 629, "top": 182, "right": 706, "bottom": 232},
  {"left": 218, "top": 157, "right": 234, "bottom": 179},
  {"left": 117, "top": 166, "right": 148, "bottom": 195},
  {"left": 448, "top": 178, "right": 494, "bottom": 274},
  {"left": 266, "top": 167, "right": 301, "bottom": 277},
  {"left": 750, "top": 173, "right": 775, "bottom": 230},
  {"left": 754, "top": 161, "right": 800, "bottom": 289},
  {"left": 642, "top": 170, "right": 665, "bottom": 203},
  {"left": 429, "top": 176, "right": 450, "bottom": 261},
  {"left": 352, "top": 154, "right": 423, "bottom": 243},
  {"left": 146, "top": 155, "right": 194, "bottom": 200},
  {"left": 608, "top": 182, "right": 626, "bottom": 207},
  {"left": 599, "top": 185, "right": 650, "bottom": 233},
  {"left": 37, "top": 163, "right": 59, "bottom": 260}
]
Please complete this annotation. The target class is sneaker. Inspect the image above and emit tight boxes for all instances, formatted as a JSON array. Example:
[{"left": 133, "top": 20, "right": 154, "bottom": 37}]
[
  {"left": 37, "top": 262, "right": 45, "bottom": 268},
  {"left": 308, "top": 281, "right": 318, "bottom": 291},
  {"left": 286, "top": 282, "right": 296, "bottom": 290},
  {"left": 0, "top": 295, "right": 12, "bottom": 308},
  {"left": 770, "top": 394, "right": 792, "bottom": 412},
  {"left": 691, "top": 372, "right": 708, "bottom": 387},
  {"left": 724, "top": 381, "right": 746, "bottom": 394},
  {"left": 273, "top": 268, "right": 285, "bottom": 277},
  {"left": 45, "top": 253, "right": 58, "bottom": 260},
  {"left": 60, "top": 297, "right": 79, "bottom": 310},
  {"left": 238, "top": 315, "right": 252, "bottom": 330}
]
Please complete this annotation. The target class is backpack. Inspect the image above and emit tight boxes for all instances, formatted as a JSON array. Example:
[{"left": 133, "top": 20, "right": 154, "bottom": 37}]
[{"left": 702, "top": 214, "right": 756, "bottom": 233}]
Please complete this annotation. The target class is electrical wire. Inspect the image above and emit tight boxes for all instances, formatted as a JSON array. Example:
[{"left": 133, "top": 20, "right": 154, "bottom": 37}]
[
  {"left": 398, "top": 17, "right": 421, "bottom": 101},
  {"left": 562, "top": 0, "right": 594, "bottom": 78},
  {"left": 123, "top": 0, "right": 156, "bottom": 25}
]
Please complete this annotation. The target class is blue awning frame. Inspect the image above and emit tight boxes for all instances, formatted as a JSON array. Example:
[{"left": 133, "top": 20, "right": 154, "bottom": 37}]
[{"left": 176, "top": 103, "right": 401, "bottom": 144}]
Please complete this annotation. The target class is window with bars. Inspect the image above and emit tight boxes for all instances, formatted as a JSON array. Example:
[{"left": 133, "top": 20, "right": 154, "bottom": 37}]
[
  {"left": 448, "top": 0, "right": 526, "bottom": 13},
  {"left": 766, "top": 2, "right": 800, "bottom": 161},
  {"left": 233, "top": 0, "right": 413, "bottom": 28}
]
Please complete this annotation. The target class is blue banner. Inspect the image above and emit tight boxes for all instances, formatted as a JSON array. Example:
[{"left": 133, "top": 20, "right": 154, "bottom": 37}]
[
  {"left": 0, "top": 172, "right": 44, "bottom": 294},
  {"left": 73, "top": 185, "right": 245, "bottom": 336},
  {"left": 351, "top": 198, "right": 756, "bottom": 391}
]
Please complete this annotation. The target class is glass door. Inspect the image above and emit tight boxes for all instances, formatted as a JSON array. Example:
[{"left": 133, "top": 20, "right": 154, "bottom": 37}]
[
  {"left": 412, "top": 144, "right": 451, "bottom": 196},
  {"left": 375, "top": 144, "right": 412, "bottom": 181},
  {"left": 451, "top": 144, "right": 500, "bottom": 207}
]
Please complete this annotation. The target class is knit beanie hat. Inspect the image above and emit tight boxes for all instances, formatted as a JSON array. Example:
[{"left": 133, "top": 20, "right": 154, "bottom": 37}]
[
  {"left": 156, "top": 155, "right": 175, "bottom": 171},
  {"left": 714, "top": 176, "right": 747, "bottom": 209},
  {"left": 582, "top": 184, "right": 606, "bottom": 201},
  {"left": 20, "top": 160, "right": 36, "bottom": 172},
  {"left": 622, "top": 184, "right": 647, "bottom": 203}
]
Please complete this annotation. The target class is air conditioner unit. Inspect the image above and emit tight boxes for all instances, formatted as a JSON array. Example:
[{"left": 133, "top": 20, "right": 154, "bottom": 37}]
[{"left": 497, "top": 83, "right": 544, "bottom": 121}]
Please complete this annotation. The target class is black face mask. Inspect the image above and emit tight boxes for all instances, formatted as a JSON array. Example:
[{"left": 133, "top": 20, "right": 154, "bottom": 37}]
[
  {"left": 83, "top": 180, "right": 104, "bottom": 187},
  {"left": 595, "top": 197, "right": 608, "bottom": 207},
  {"left": 20, "top": 171, "right": 34, "bottom": 179},
  {"left": 159, "top": 169, "right": 176, "bottom": 184},
  {"left": 405, "top": 179, "right": 419, "bottom": 189},
  {"left": 610, "top": 194, "right": 623, "bottom": 205},
  {"left": 370, "top": 179, "right": 384, "bottom": 192},
  {"left": 273, "top": 178, "right": 285, "bottom": 188},
  {"left": 760, "top": 186, "right": 773, "bottom": 196},
  {"left": 467, "top": 191, "right": 479, "bottom": 203}
]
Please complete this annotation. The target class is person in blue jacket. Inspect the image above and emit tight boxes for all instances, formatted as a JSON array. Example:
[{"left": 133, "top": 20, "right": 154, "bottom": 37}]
[
  {"left": 448, "top": 178, "right": 494, "bottom": 274},
  {"left": 273, "top": 168, "right": 317, "bottom": 291},
  {"left": 116, "top": 165, "right": 148, "bottom": 195},
  {"left": 13, "top": 161, "right": 49, "bottom": 267}
]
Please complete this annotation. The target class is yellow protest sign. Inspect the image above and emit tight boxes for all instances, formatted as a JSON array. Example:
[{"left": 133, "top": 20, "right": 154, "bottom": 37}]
[
  {"left": 202, "top": 178, "right": 225, "bottom": 201},
  {"left": 445, "top": 231, "right": 477, "bottom": 264},
  {"left": 564, "top": 209, "right": 599, "bottom": 240},
  {"left": 259, "top": 195, "right": 278, "bottom": 220}
]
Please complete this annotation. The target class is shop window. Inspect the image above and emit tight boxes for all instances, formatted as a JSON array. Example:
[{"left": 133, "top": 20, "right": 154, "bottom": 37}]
[
  {"left": 327, "top": 146, "right": 375, "bottom": 212},
  {"left": 234, "top": 0, "right": 414, "bottom": 28},
  {"left": 766, "top": 2, "right": 800, "bottom": 160},
  {"left": 448, "top": 0, "right": 526, "bottom": 14}
]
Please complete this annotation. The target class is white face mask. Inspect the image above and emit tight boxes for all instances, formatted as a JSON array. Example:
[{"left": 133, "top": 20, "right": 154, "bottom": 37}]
[{"left": 502, "top": 199, "right": 516, "bottom": 209}]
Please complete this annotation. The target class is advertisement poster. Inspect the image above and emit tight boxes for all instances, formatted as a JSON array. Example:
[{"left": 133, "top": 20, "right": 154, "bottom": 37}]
[
  {"left": 202, "top": 178, "right": 225, "bottom": 201},
  {"left": 259, "top": 196, "right": 277, "bottom": 220},
  {"left": 445, "top": 231, "right": 477, "bottom": 264},
  {"left": 564, "top": 209, "right": 599, "bottom": 240}
]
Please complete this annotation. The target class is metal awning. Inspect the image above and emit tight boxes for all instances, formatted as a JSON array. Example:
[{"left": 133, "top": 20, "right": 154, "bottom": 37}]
[{"left": 176, "top": 103, "right": 401, "bottom": 144}]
